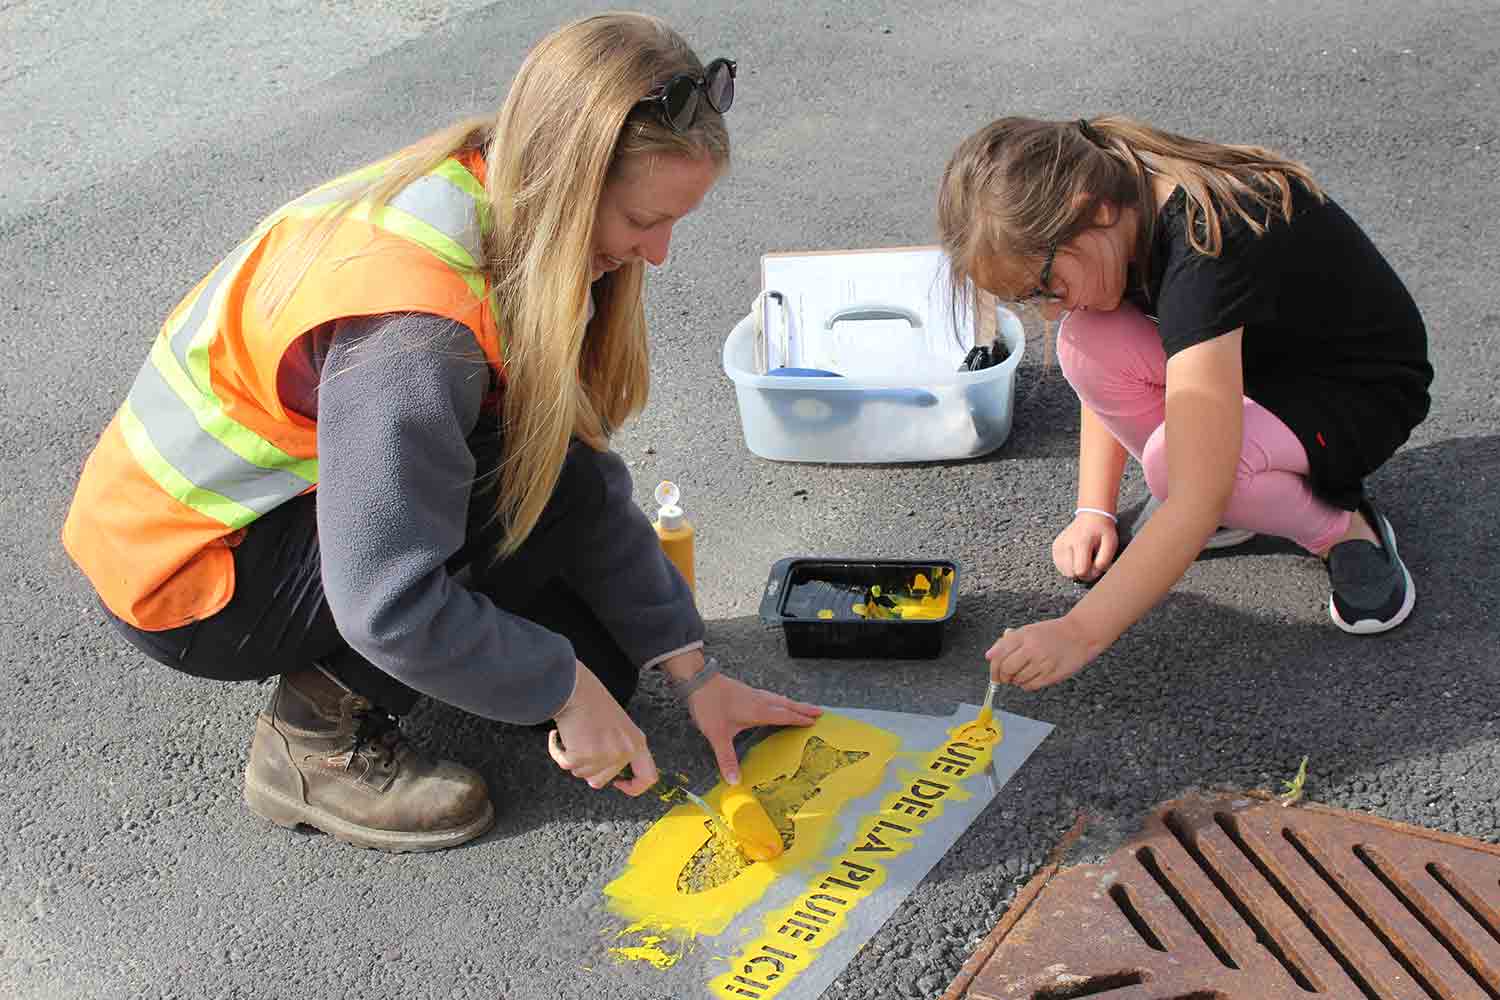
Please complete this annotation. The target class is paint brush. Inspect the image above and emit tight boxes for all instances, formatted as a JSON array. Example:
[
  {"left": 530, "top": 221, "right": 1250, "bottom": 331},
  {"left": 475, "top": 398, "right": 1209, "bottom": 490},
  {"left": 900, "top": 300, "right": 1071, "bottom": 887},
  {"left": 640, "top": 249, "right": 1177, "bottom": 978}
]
[
  {"left": 974, "top": 680, "right": 1005, "bottom": 784},
  {"left": 975, "top": 679, "right": 1000, "bottom": 727},
  {"left": 652, "top": 779, "right": 738, "bottom": 846},
  {"left": 674, "top": 786, "right": 739, "bottom": 847}
]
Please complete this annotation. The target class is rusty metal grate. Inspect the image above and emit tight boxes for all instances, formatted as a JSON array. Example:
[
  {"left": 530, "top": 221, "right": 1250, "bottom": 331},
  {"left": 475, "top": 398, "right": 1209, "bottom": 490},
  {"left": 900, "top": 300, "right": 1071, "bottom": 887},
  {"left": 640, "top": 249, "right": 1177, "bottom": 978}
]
[{"left": 946, "top": 793, "right": 1500, "bottom": 1000}]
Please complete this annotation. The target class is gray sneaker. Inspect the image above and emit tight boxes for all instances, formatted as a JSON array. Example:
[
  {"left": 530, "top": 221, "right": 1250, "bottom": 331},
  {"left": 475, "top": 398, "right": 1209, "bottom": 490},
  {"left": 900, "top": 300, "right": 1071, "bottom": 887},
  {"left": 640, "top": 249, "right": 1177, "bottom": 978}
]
[
  {"left": 1327, "top": 499, "right": 1415, "bottom": 635},
  {"left": 1138, "top": 495, "right": 1255, "bottom": 550}
]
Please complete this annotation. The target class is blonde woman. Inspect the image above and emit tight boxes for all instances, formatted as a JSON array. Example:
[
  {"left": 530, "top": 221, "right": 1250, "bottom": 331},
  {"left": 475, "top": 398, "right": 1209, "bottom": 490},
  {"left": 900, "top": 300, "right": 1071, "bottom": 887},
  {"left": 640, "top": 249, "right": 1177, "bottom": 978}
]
[
  {"left": 62, "top": 13, "right": 820, "bottom": 853},
  {"left": 939, "top": 116, "right": 1431, "bottom": 691}
]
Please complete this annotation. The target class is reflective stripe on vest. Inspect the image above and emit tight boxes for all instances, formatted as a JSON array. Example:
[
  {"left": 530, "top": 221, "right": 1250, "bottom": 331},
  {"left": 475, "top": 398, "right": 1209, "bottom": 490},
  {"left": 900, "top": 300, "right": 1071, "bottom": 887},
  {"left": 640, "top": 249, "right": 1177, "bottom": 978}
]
[{"left": 120, "top": 158, "right": 492, "bottom": 529}]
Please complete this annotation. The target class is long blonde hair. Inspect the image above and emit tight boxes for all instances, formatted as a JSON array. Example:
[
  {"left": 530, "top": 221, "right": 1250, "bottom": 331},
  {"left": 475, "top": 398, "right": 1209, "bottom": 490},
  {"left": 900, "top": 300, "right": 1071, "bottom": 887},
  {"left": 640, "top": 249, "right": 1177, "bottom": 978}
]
[
  {"left": 938, "top": 115, "right": 1323, "bottom": 310},
  {"left": 261, "top": 13, "right": 729, "bottom": 555}
]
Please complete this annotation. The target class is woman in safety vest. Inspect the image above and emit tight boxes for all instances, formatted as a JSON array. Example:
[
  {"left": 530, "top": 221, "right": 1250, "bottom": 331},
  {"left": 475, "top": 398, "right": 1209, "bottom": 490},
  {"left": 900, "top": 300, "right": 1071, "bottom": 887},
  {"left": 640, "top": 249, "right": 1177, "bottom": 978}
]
[{"left": 62, "top": 13, "right": 821, "bottom": 853}]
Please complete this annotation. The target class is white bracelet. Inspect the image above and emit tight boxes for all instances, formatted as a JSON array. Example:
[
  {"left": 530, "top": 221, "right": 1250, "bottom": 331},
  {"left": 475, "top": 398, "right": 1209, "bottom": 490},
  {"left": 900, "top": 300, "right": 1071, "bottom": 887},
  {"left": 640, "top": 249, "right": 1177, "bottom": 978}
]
[{"left": 1074, "top": 506, "right": 1118, "bottom": 524}]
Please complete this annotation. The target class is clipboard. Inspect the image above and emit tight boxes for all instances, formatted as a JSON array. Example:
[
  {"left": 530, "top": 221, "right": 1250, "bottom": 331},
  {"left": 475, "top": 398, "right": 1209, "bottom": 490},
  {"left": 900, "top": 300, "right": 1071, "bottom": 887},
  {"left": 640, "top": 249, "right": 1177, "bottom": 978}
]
[{"left": 756, "top": 245, "right": 998, "bottom": 376}]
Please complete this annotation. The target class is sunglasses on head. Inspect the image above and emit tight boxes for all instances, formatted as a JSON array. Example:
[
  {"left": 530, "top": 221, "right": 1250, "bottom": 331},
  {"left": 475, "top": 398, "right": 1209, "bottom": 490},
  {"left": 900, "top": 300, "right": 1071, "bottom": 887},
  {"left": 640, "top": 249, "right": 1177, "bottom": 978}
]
[{"left": 635, "top": 58, "right": 736, "bottom": 133}]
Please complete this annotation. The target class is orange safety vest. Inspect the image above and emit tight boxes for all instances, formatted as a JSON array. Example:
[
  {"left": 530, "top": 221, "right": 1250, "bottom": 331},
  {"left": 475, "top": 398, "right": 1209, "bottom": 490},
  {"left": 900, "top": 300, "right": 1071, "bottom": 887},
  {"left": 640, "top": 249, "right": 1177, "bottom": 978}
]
[{"left": 63, "top": 151, "right": 505, "bottom": 630}]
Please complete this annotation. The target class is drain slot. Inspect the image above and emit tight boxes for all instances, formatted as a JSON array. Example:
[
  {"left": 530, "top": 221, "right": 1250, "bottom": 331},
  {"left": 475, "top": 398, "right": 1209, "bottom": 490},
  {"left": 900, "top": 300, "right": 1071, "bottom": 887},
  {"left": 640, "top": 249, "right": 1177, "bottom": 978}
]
[
  {"left": 1033, "top": 971, "right": 1145, "bottom": 999},
  {"left": 1428, "top": 862, "right": 1500, "bottom": 948},
  {"left": 1213, "top": 813, "right": 1379, "bottom": 999},
  {"left": 1137, "top": 845, "right": 1239, "bottom": 969},
  {"left": 962, "top": 795, "right": 1500, "bottom": 1000},
  {"left": 1109, "top": 883, "right": 1168, "bottom": 952},
  {"left": 1284, "top": 828, "right": 1445, "bottom": 1000},
  {"left": 1355, "top": 845, "right": 1500, "bottom": 998},
  {"left": 1163, "top": 810, "right": 1317, "bottom": 991}
]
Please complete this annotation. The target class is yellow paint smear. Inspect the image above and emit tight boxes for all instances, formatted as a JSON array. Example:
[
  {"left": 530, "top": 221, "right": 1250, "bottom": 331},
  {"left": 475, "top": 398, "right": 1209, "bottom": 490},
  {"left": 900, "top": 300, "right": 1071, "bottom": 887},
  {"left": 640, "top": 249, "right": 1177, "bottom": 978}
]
[
  {"left": 607, "top": 921, "right": 686, "bottom": 969},
  {"left": 958, "top": 705, "right": 1003, "bottom": 746},
  {"left": 709, "top": 719, "right": 1003, "bottom": 999},
  {"left": 603, "top": 714, "right": 902, "bottom": 943}
]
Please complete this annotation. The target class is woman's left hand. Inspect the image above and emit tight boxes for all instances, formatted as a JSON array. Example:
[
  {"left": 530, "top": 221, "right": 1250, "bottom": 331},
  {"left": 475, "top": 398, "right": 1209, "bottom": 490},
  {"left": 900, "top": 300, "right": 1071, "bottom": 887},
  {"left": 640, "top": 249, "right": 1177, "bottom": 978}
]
[
  {"left": 987, "top": 618, "right": 1099, "bottom": 691},
  {"left": 687, "top": 674, "right": 822, "bottom": 785}
]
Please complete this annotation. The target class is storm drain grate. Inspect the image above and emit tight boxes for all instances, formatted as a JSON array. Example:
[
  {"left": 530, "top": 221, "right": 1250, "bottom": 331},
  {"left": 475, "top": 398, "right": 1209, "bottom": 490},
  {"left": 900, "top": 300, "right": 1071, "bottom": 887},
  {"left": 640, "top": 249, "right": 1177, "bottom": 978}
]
[{"left": 946, "top": 793, "right": 1500, "bottom": 1000}]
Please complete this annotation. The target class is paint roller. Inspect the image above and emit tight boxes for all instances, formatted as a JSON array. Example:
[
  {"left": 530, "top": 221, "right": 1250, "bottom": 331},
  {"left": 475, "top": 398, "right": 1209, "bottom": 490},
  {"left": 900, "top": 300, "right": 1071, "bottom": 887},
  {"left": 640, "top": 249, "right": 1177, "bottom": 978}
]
[
  {"left": 653, "top": 778, "right": 783, "bottom": 862},
  {"left": 720, "top": 784, "right": 783, "bottom": 862}
]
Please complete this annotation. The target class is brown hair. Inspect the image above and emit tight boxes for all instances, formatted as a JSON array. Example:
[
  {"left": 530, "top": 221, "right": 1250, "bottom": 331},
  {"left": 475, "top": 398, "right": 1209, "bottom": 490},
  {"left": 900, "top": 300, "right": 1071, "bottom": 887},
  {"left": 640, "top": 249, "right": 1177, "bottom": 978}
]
[
  {"left": 937, "top": 115, "right": 1323, "bottom": 312},
  {"left": 260, "top": 14, "right": 729, "bottom": 555}
]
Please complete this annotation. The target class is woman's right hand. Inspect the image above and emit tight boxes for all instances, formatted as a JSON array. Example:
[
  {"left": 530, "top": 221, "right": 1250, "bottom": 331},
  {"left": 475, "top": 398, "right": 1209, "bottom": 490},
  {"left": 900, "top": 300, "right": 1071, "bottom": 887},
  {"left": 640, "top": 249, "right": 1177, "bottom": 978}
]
[
  {"left": 1052, "top": 511, "right": 1119, "bottom": 582},
  {"left": 548, "top": 660, "right": 659, "bottom": 796}
]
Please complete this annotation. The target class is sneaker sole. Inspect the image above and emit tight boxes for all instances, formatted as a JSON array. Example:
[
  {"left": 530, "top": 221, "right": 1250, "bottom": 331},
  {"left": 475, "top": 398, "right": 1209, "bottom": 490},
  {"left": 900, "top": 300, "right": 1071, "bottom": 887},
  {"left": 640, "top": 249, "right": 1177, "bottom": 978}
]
[
  {"left": 245, "top": 777, "right": 496, "bottom": 853},
  {"left": 1137, "top": 497, "right": 1255, "bottom": 552},
  {"left": 1328, "top": 515, "right": 1416, "bottom": 635},
  {"left": 1203, "top": 527, "right": 1256, "bottom": 551}
]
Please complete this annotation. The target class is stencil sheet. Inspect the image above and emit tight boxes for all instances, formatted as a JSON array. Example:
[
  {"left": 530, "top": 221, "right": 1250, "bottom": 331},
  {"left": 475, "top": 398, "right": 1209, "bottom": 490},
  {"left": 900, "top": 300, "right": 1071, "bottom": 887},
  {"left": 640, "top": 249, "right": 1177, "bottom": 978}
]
[{"left": 593, "top": 704, "right": 1053, "bottom": 999}]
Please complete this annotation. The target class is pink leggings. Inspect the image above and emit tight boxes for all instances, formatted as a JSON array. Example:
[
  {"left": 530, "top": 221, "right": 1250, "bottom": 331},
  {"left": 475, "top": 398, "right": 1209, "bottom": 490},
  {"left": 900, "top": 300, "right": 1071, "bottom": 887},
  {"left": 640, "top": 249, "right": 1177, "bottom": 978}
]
[{"left": 1056, "top": 305, "right": 1349, "bottom": 554}]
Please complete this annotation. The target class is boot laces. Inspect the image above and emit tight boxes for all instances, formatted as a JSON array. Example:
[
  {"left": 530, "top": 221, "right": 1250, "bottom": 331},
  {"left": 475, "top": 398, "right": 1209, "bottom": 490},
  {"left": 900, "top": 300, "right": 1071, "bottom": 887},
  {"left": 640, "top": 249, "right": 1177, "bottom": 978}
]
[{"left": 343, "top": 702, "right": 404, "bottom": 769}]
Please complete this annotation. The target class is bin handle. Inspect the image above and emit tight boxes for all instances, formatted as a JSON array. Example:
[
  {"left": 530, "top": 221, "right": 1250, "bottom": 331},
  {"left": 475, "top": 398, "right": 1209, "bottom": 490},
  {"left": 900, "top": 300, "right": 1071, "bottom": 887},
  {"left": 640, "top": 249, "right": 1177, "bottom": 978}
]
[
  {"left": 760, "top": 557, "right": 796, "bottom": 623},
  {"left": 859, "top": 388, "right": 939, "bottom": 407},
  {"left": 825, "top": 304, "right": 922, "bottom": 329}
]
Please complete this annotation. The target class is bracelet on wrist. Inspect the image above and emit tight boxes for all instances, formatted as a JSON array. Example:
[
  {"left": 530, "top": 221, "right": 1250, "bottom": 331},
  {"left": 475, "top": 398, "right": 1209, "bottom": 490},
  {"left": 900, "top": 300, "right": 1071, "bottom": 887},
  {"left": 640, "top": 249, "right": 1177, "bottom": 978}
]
[
  {"left": 668, "top": 655, "right": 721, "bottom": 701},
  {"left": 1074, "top": 506, "right": 1118, "bottom": 524}
]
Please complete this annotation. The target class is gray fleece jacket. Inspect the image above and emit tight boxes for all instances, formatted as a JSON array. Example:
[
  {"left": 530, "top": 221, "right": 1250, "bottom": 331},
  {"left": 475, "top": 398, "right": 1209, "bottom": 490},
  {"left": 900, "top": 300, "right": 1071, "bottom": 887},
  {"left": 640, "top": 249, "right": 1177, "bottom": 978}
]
[{"left": 284, "top": 312, "right": 704, "bottom": 725}]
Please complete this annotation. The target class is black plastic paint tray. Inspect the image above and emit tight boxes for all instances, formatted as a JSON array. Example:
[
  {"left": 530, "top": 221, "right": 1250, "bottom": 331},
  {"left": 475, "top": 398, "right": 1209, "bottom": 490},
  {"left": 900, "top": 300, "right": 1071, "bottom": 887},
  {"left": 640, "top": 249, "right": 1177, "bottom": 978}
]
[{"left": 759, "top": 557, "right": 960, "bottom": 659}]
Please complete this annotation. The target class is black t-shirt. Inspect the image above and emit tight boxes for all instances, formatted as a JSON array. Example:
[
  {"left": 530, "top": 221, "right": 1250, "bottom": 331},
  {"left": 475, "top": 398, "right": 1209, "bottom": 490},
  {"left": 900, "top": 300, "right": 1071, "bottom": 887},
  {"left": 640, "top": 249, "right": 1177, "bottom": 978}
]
[{"left": 1126, "top": 183, "right": 1432, "bottom": 509}]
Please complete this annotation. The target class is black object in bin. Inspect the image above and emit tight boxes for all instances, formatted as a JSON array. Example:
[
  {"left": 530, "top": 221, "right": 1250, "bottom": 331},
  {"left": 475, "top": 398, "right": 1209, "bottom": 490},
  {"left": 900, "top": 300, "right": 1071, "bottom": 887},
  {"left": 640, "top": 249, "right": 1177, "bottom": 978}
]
[{"left": 759, "top": 557, "right": 960, "bottom": 659}]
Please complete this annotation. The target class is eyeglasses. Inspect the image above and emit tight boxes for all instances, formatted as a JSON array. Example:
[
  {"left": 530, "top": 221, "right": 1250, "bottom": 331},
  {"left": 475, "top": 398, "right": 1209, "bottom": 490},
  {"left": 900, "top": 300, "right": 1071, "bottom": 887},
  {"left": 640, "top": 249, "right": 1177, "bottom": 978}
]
[
  {"left": 1015, "top": 241, "right": 1061, "bottom": 306},
  {"left": 635, "top": 58, "right": 736, "bottom": 134}
]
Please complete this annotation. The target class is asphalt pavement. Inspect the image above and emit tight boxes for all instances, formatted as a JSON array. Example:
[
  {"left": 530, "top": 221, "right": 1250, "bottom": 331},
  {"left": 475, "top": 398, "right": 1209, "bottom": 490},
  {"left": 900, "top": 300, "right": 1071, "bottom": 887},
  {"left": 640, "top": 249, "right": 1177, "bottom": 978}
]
[{"left": 2, "top": 1, "right": 1497, "bottom": 998}]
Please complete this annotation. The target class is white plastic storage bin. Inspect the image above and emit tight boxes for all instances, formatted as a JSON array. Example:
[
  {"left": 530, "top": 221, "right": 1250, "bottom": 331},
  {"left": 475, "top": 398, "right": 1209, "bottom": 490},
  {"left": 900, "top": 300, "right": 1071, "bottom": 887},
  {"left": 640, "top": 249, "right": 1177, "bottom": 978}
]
[{"left": 722, "top": 305, "right": 1025, "bottom": 464}]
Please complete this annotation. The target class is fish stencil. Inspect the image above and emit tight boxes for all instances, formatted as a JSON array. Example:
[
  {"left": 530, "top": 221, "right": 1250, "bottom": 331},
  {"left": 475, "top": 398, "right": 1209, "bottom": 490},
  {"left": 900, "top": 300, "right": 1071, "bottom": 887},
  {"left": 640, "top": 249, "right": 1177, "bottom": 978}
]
[{"left": 677, "top": 736, "right": 869, "bottom": 894}]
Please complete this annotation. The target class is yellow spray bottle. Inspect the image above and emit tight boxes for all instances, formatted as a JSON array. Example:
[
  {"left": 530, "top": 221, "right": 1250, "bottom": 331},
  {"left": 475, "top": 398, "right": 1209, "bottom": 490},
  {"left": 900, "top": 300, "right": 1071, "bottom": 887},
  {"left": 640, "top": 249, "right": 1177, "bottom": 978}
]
[{"left": 653, "top": 480, "right": 695, "bottom": 594}]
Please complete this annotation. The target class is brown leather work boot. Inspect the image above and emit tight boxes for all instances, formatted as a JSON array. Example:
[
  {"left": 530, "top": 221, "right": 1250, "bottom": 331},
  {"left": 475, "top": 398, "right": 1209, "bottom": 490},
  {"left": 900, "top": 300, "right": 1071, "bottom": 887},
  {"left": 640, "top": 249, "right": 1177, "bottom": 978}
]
[{"left": 243, "top": 666, "right": 494, "bottom": 852}]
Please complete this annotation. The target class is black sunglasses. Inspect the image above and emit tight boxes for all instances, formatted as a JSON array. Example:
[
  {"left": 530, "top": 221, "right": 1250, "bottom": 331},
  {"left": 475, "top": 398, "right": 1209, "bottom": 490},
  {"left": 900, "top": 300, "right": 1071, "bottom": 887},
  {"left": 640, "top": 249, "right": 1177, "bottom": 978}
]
[{"left": 635, "top": 58, "right": 736, "bottom": 133}]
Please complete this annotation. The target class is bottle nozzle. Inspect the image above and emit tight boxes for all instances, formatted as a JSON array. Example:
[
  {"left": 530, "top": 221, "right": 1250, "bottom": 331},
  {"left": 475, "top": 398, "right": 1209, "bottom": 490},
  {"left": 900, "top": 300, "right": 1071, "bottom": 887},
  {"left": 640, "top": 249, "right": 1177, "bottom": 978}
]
[
  {"left": 654, "top": 480, "right": 685, "bottom": 531},
  {"left": 654, "top": 480, "right": 680, "bottom": 509}
]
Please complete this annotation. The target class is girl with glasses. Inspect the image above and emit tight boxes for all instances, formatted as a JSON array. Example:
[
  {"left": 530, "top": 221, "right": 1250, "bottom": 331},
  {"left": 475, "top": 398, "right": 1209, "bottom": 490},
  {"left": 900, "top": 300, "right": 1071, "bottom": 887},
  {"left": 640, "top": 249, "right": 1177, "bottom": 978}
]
[
  {"left": 62, "top": 13, "right": 814, "bottom": 852},
  {"left": 938, "top": 116, "right": 1431, "bottom": 691}
]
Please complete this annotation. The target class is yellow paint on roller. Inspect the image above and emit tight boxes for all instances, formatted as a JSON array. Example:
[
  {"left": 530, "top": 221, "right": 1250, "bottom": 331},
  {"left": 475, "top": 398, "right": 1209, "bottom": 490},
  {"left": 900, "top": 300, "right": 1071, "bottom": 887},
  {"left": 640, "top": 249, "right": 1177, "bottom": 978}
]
[
  {"left": 603, "top": 715, "right": 902, "bottom": 944},
  {"left": 721, "top": 784, "right": 784, "bottom": 860}
]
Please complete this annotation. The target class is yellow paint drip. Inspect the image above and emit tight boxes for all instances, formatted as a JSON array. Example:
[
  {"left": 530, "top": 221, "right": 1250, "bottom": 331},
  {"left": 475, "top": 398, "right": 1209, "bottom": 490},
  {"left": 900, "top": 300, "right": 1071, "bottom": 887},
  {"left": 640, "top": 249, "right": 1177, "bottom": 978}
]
[
  {"left": 608, "top": 921, "right": 687, "bottom": 969},
  {"left": 603, "top": 715, "right": 902, "bottom": 945}
]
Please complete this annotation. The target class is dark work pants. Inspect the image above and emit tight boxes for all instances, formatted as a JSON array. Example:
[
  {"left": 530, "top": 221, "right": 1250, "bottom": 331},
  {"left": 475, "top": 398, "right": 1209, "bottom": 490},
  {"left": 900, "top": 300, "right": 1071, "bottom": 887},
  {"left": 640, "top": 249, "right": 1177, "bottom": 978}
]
[{"left": 106, "top": 436, "right": 639, "bottom": 716}]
